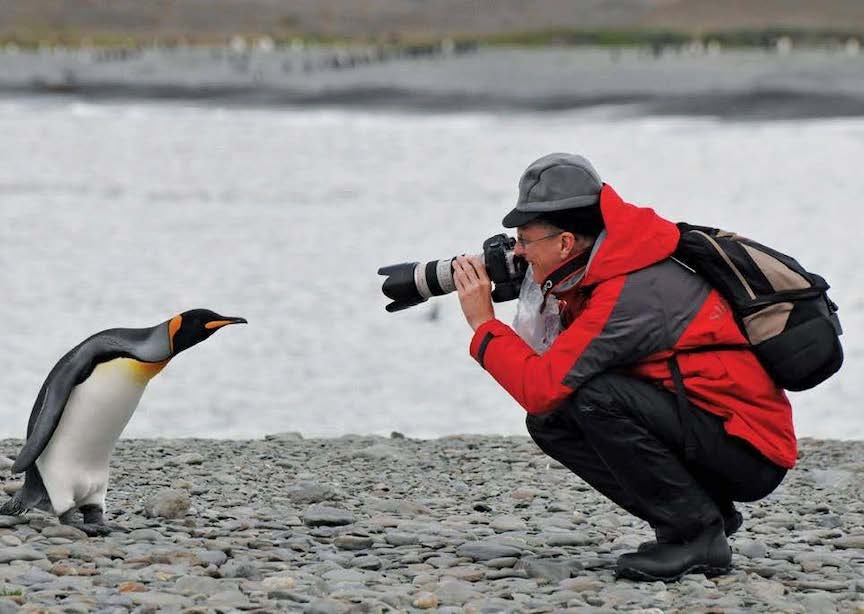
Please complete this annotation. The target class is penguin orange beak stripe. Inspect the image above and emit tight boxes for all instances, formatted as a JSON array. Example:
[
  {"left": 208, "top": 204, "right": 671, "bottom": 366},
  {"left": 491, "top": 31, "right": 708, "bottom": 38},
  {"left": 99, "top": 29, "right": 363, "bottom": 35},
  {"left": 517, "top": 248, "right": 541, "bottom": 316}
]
[
  {"left": 168, "top": 314, "right": 183, "bottom": 353},
  {"left": 205, "top": 317, "right": 248, "bottom": 330}
]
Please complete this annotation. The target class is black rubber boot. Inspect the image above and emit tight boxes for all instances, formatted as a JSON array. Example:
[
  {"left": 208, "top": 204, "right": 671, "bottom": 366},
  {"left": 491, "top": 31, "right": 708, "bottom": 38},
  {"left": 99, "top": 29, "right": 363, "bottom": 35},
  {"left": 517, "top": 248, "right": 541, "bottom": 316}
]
[
  {"left": 637, "top": 509, "right": 743, "bottom": 552},
  {"left": 617, "top": 525, "right": 732, "bottom": 582}
]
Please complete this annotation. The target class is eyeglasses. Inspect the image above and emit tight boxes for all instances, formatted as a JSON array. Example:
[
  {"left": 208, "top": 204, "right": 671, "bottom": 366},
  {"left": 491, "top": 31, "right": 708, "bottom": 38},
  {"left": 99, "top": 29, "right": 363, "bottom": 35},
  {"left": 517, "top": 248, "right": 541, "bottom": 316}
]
[{"left": 515, "top": 232, "right": 563, "bottom": 249}]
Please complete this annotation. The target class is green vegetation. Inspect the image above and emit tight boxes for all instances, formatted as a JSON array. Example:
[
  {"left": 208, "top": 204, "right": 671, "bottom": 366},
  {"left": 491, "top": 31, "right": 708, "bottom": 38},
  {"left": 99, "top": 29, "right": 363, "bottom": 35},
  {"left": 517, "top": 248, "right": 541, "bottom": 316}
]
[
  {"left": 481, "top": 28, "right": 690, "bottom": 47},
  {"left": 0, "top": 586, "right": 23, "bottom": 597},
  {"left": 0, "top": 26, "right": 861, "bottom": 51},
  {"left": 0, "top": 29, "right": 363, "bottom": 50},
  {"left": 0, "top": 28, "right": 157, "bottom": 50},
  {"left": 478, "top": 27, "right": 863, "bottom": 49},
  {"left": 697, "top": 27, "right": 863, "bottom": 48}
]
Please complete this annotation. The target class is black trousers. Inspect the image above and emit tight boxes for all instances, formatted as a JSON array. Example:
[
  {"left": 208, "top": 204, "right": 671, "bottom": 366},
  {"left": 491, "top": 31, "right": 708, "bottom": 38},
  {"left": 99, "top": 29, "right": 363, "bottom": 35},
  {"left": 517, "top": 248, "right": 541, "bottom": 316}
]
[{"left": 526, "top": 373, "right": 787, "bottom": 542}]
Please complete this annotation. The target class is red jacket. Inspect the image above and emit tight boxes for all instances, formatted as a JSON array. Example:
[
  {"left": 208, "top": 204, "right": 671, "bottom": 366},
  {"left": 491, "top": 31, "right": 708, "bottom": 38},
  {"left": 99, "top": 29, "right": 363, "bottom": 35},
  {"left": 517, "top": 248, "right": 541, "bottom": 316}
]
[{"left": 470, "top": 184, "right": 796, "bottom": 469}]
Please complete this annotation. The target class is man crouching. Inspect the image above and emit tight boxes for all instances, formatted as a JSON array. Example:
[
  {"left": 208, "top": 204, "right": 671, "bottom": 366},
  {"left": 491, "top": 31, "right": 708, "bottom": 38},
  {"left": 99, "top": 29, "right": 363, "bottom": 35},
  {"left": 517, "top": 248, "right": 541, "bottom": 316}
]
[{"left": 452, "top": 153, "right": 792, "bottom": 581}]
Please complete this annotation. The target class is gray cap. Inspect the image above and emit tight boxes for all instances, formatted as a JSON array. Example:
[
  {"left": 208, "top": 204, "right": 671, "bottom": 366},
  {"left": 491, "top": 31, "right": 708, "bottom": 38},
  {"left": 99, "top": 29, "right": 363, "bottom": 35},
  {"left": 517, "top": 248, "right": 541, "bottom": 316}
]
[{"left": 502, "top": 153, "right": 603, "bottom": 228}]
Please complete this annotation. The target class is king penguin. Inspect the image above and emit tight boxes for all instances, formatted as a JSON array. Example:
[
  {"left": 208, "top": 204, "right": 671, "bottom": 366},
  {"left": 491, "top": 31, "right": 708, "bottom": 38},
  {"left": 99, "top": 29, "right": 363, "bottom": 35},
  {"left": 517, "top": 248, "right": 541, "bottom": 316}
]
[{"left": 0, "top": 308, "right": 246, "bottom": 535}]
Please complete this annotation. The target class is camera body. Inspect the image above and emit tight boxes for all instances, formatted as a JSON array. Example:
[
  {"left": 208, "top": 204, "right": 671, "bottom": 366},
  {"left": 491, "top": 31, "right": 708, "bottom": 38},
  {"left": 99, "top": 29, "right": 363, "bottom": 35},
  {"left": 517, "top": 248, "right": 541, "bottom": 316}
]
[{"left": 378, "top": 234, "right": 528, "bottom": 312}]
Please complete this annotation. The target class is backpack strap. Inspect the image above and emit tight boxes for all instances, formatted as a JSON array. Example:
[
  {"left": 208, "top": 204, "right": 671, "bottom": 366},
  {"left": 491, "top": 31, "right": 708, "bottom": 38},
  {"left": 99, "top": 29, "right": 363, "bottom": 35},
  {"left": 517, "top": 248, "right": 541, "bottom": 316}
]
[
  {"left": 666, "top": 346, "right": 748, "bottom": 448},
  {"left": 667, "top": 355, "right": 689, "bottom": 439}
]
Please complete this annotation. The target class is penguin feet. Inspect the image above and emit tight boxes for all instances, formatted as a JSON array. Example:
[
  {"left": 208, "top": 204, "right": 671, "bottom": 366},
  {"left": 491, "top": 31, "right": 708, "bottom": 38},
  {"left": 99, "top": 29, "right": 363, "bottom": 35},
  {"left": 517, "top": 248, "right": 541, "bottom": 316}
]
[
  {"left": 72, "top": 522, "right": 115, "bottom": 537},
  {"left": 61, "top": 519, "right": 128, "bottom": 536},
  {"left": 59, "top": 505, "right": 128, "bottom": 536},
  {"left": 102, "top": 522, "right": 129, "bottom": 534}
]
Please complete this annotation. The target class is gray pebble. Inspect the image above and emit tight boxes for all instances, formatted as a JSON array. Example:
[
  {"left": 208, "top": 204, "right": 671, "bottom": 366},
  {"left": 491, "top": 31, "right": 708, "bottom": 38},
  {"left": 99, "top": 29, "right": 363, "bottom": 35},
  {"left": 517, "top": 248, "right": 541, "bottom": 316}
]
[
  {"left": 302, "top": 504, "right": 355, "bottom": 526},
  {"left": 194, "top": 548, "right": 228, "bottom": 566},
  {"left": 435, "top": 579, "right": 483, "bottom": 605},
  {"left": 220, "top": 558, "right": 261, "bottom": 579},
  {"left": 207, "top": 589, "right": 250, "bottom": 608},
  {"left": 323, "top": 568, "right": 367, "bottom": 583},
  {"left": 0, "top": 546, "right": 46, "bottom": 563},
  {"left": 490, "top": 515, "right": 528, "bottom": 532},
  {"left": 456, "top": 540, "right": 524, "bottom": 561},
  {"left": 0, "top": 515, "right": 27, "bottom": 528},
  {"left": 484, "top": 556, "right": 519, "bottom": 569},
  {"left": 174, "top": 574, "right": 231, "bottom": 595},
  {"left": 385, "top": 531, "right": 420, "bottom": 546},
  {"left": 129, "top": 592, "right": 191, "bottom": 608},
  {"left": 515, "top": 557, "right": 581, "bottom": 582},
  {"left": 1, "top": 481, "right": 22, "bottom": 495},
  {"left": 334, "top": 534, "right": 374, "bottom": 550},
  {"left": 284, "top": 480, "right": 334, "bottom": 504},
  {"left": 832, "top": 534, "right": 864, "bottom": 549},
  {"left": 269, "top": 589, "right": 311, "bottom": 602},
  {"left": 126, "top": 528, "right": 161, "bottom": 541},
  {"left": 486, "top": 568, "right": 529, "bottom": 580},
  {"left": 352, "top": 555, "right": 382, "bottom": 570},
  {"left": 41, "top": 525, "right": 89, "bottom": 540},
  {"left": 354, "top": 444, "right": 400, "bottom": 460},
  {"left": 265, "top": 432, "right": 304, "bottom": 441},
  {"left": 802, "top": 592, "right": 840, "bottom": 614},
  {"left": 212, "top": 472, "right": 238, "bottom": 484},
  {"left": 306, "top": 598, "right": 351, "bottom": 614},
  {"left": 168, "top": 452, "right": 204, "bottom": 465},
  {"left": 539, "top": 531, "right": 600, "bottom": 547},
  {"left": 10, "top": 568, "right": 57, "bottom": 585},
  {"left": 736, "top": 539, "right": 768, "bottom": 559},
  {"left": 806, "top": 469, "right": 855, "bottom": 488}
]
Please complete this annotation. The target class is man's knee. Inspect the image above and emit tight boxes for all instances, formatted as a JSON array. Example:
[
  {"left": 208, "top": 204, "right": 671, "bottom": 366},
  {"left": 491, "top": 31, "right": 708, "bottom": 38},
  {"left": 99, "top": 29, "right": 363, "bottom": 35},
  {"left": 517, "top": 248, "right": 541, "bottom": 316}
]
[
  {"left": 525, "top": 412, "right": 557, "bottom": 447},
  {"left": 528, "top": 373, "right": 647, "bottom": 443},
  {"left": 525, "top": 413, "right": 542, "bottom": 437},
  {"left": 525, "top": 409, "right": 585, "bottom": 453},
  {"left": 571, "top": 373, "right": 627, "bottom": 417}
]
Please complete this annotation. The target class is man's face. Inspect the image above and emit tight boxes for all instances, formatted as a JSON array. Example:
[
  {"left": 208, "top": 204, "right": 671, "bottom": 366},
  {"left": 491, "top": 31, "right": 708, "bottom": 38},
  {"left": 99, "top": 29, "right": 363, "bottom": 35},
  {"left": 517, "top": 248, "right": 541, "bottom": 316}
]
[{"left": 514, "top": 222, "right": 568, "bottom": 284}]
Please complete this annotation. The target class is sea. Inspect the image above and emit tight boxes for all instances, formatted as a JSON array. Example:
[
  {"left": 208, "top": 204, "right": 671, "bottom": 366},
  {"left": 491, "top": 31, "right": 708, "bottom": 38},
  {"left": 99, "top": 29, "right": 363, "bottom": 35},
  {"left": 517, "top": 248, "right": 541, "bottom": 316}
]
[{"left": 0, "top": 47, "right": 861, "bottom": 441}]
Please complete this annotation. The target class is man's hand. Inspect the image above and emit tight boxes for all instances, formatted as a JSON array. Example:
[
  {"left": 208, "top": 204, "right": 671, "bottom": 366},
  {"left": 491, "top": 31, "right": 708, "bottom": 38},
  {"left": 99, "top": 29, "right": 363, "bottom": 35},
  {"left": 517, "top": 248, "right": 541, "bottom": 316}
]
[{"left": 453, "top": 255, "right": 495, "bottom": 331}]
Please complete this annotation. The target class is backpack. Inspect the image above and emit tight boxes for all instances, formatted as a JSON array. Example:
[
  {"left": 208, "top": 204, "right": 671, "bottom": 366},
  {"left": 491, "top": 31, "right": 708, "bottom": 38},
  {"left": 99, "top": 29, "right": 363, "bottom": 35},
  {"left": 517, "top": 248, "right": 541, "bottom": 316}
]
[{"left": 673, "top": 223, "right": 843, "bottom": 391}]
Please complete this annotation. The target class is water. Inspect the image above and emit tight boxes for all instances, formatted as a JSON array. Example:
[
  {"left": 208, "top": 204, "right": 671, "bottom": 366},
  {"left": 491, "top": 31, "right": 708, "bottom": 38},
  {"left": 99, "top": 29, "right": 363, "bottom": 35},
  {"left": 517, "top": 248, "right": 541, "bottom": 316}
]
[{"left": 0, "top": 97, "right": 861, "bottom": 440}]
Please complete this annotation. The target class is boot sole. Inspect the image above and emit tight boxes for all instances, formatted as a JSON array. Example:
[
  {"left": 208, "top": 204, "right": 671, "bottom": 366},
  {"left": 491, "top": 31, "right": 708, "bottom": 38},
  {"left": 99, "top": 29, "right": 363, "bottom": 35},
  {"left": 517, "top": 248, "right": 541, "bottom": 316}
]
[{"left": 616, "top": 563, "right": 731, "bottom": 583}]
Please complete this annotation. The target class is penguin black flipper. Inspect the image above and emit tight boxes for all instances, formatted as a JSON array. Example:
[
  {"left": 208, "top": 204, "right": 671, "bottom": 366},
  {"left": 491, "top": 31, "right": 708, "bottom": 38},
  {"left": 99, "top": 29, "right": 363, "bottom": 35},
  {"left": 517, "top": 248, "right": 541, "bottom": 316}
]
[
  {"left": 11, "top": 343, "right": 100, "bottom": 474},
  {"left": 11, "top": 327, "right": 165, "bottom": 475}
]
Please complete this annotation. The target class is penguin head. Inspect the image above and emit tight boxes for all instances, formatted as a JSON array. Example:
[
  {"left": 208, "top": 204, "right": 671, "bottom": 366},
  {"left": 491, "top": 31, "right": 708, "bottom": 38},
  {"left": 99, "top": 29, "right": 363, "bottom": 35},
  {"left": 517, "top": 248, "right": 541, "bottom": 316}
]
[{"left": 168, "top": 309, "right": 247, "bottom": 355}]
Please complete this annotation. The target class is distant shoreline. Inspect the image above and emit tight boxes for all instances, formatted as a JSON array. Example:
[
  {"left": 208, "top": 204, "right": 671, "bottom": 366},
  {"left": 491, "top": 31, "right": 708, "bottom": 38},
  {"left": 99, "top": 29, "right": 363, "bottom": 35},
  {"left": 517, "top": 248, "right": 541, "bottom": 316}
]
[{"left": 2, "top": 45, "right": 864, "bottom": 119}]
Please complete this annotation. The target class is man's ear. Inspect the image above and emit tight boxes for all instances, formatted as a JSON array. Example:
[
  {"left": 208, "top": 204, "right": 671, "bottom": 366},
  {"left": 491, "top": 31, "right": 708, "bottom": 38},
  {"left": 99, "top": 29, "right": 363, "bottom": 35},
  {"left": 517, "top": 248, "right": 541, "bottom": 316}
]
[{"left": 559, "top": 232, "right": 577, "bottom": 258}]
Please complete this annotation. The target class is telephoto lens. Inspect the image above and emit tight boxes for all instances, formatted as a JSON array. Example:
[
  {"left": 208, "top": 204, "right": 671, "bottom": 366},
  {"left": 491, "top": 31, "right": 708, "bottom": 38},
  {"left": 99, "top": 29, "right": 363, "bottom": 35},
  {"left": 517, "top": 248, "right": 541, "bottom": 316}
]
[{"left": 378, "top": 234, "right": 527, "bottom": 312}]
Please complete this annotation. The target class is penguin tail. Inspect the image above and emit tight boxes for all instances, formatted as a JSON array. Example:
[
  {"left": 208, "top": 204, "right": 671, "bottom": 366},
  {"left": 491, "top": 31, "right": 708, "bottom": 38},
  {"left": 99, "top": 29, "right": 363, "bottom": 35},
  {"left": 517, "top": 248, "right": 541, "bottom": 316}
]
[{"left": 0, "top": 491, "right": 27, "bottom": 516}]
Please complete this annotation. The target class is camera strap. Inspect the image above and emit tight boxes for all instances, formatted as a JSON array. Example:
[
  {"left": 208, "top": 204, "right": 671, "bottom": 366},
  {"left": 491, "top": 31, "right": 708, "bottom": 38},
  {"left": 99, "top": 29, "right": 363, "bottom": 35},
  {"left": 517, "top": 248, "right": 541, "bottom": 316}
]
[{"left": 540, "top": 248, "right": 591, "bottom": 311}]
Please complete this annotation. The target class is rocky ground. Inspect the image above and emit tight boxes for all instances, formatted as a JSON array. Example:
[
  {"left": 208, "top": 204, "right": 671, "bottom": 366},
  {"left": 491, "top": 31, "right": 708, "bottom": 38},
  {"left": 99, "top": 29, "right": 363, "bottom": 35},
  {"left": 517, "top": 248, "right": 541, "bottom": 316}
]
[{"left": 0, "top": 435, "right": 862, "bottom": 613}]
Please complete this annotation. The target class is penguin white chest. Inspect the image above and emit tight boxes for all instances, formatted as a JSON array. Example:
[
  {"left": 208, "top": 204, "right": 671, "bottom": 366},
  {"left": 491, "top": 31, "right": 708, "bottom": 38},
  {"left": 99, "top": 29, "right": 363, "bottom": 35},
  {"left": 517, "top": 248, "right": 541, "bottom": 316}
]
[{"left": 35, "top": 358, "right": 165, "bottom": 513}]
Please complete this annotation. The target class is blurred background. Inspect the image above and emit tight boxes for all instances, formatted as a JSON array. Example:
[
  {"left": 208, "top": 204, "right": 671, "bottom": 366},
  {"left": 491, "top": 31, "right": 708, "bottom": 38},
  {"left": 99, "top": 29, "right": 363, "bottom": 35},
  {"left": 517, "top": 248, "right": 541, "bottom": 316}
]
[{"left": 0, "top": 1, "right": 861, "bottom": 440}]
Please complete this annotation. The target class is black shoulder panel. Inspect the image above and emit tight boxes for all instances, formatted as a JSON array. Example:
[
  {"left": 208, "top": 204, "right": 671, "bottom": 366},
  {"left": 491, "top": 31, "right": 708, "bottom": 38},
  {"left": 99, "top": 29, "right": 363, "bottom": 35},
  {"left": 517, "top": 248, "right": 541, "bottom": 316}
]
[{"left": 561, "top": 259, "right": 710, "bottom": 390}]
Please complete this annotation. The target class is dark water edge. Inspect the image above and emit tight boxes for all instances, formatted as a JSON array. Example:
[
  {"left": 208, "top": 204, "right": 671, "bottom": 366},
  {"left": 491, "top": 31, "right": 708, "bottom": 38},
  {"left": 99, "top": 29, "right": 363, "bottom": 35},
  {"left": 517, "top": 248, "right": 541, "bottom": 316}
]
[
  {"left": 2, "top": 47, "right": 864, "bottom": 119},
  {"left": 3, "top": 83, "right": 864, "bottom": 120}
]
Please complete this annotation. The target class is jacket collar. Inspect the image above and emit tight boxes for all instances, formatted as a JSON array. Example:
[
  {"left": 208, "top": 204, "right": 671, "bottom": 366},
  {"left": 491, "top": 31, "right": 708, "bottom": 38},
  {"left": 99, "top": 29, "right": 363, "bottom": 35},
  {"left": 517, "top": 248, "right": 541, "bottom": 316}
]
[{"left": 540, "top": 247, "right": 592, "bottom": 309}]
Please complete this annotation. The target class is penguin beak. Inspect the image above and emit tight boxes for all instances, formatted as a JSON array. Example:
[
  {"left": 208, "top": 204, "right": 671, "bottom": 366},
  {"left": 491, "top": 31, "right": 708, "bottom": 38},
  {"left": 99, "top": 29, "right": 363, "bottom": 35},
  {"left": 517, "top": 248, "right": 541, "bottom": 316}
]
[{"left": 204, "top": 316, "right": 248, "bottom": 330}]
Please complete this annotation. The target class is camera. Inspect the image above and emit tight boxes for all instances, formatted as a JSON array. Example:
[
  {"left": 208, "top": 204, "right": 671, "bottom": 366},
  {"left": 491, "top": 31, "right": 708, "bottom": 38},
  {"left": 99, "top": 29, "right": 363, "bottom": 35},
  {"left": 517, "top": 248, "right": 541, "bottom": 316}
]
[{"left": 378, "top": 234, "right": 528, "bottom": 312}]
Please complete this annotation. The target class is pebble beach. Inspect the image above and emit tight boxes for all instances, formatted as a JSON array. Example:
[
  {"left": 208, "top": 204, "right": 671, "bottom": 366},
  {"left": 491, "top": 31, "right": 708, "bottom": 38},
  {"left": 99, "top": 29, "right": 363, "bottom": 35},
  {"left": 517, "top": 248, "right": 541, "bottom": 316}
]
[{"left": 0, "top": 435, "right": 862, "bottom": 613}]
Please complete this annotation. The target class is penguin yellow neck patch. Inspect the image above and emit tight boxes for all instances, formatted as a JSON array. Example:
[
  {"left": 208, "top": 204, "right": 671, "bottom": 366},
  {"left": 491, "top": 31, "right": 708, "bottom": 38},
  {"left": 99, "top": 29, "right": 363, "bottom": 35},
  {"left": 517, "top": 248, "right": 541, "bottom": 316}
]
[{"left": 128, "top": 359, "right": 169, "bottom": 383}]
